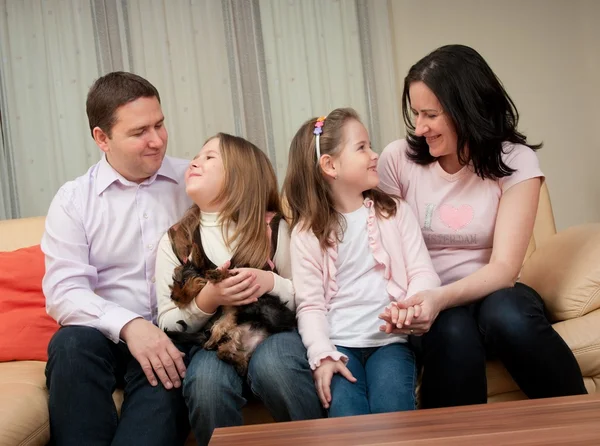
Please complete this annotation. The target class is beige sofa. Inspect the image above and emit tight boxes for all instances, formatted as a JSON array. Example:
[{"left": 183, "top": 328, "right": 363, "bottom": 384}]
[{"left": 1, "top": 183, "right": 599, "bottom": 445}]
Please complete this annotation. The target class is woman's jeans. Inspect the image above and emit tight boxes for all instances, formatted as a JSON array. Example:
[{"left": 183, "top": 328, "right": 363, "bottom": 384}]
[{"left": 412, "top": 283, "right": 587, "bottom": 409}]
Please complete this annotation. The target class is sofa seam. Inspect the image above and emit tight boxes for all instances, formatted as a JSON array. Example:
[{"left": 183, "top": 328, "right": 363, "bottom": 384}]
[
  {"left": 18, "top": 420, "right": 49, "bottom": 446},
  {"left": 573, "top": 344, "right": 600, "bottom": 356},
  {"left": 577, "top": 286, "right": 600, "bottom": 318}
]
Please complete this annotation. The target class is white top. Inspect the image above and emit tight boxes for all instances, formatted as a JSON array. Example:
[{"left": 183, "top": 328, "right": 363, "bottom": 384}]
[
  {"left": 328, "top": 206, "right": 406, "bottom": 348},
  {"left": 156, "top": 211, "right": 295, "bottom": 332}
]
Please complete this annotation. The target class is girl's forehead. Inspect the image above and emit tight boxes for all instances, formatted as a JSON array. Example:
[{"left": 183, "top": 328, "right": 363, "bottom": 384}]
[
  {"left": 342, "top": 119, "right": 369, "bottom": 141},
  {"left": 199, "top": 138, "right": 221, "bottom": 154}
]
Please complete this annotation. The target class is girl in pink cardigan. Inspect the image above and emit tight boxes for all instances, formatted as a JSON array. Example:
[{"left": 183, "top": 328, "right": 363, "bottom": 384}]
[{"left": 282, "top": 108, "right": 440, "bottom": 417}]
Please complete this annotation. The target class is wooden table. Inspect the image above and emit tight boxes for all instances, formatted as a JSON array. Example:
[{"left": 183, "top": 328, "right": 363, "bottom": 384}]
[{"left": 210, "top": 393, "right": 600, "bottom": 445}]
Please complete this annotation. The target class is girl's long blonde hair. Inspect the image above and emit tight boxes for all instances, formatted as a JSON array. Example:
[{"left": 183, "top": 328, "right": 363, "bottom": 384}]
[
  {"left": 282, "top": 108, "right": 397, "bottom": 251},
  {"left": 170, "top": 133, "right": 281, "bottom": 268}
]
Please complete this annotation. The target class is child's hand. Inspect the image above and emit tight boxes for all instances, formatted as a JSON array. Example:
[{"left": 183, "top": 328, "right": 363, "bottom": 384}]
[
  {"left": 395, "top": 288, "right": 445, "bottom": 333},
  {"left": 378, "top": 302, "right": 422, "bottom": 334},
  {"left": 195, "top": 261, "right": 261, "bottom": 312},
  {"left": 313, "top": 358, "right": 356, "bottom": 409},
  {"left": 233, "top": 268, "right": 274, "bottom": 296}
]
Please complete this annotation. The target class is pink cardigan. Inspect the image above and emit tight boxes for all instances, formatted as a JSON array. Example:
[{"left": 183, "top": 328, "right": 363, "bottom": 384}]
[{"left": 290, "top": 198, "right": 441, "bottom": 369}]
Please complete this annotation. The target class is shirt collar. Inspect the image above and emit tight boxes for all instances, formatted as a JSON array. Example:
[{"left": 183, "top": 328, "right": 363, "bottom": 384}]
[{"left": 95, "top": 154, "right": 182, "bottom": 195}]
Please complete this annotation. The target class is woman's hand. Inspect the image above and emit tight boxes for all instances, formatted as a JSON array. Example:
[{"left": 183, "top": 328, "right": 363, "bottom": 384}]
[
  {"left": 378, "top": 302, "right": 421, "bottom": 334},
  {"left": 379, "top": 288, "right": 446, "bottom": 335},
  {"left": 313, "top": 358, "right": 356, "bottom": 409}
]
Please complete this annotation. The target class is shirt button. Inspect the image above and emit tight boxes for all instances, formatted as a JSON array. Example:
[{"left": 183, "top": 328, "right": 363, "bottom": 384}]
[
  {"left": 151, "top": 277, "right": 156, "bottom": 283},
  {"left": 148, "top": 244, "right": 154, "bottom": 250},
  {"left": 143, "top": 213, "right": 148, "bottom": 219}
]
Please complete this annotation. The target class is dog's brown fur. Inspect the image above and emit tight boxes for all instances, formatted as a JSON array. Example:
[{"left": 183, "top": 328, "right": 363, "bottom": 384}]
[
  {"left": 168, "top": 244, "right": 266, "bottom": 375},
  {"left": 167, "top": 225, "right": 296, "bottom": 376}
]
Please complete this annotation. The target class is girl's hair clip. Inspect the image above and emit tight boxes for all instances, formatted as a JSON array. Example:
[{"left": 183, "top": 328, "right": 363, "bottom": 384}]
[{"left": 314, "top": 116, "right": 327, "bottom": 159}]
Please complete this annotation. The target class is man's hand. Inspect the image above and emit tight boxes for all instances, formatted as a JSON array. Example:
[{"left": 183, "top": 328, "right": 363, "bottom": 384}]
[
  {"left": 120, "top": 318, "right": 186, "bottom": 389},
  {"left": 313, "top": 358, "right": 356, "bottom": 409}
]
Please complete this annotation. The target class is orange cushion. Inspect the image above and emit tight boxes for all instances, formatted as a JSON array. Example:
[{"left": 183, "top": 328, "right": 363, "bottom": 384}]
[{"left": 0, "top": 245, "right": 58, "bottom": 362}]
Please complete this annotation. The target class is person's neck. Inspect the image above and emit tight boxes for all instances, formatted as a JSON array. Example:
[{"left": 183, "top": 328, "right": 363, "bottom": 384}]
[
  {"left": 332, "top": 188, "right": 364, "bottom": 214},
  {"left": 105, "top": 154, "right": 150, "bottom": 184},
  {"left": 194, "top": 198, "right": 222, "bottom": 214},
  {"left": 438, "top": 153, "right": 463, "bottom": 174}
]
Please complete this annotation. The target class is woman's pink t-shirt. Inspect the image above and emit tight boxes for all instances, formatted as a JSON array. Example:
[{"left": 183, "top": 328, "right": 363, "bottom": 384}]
[{"left": 378, "top": 139, "right": 544, "bottom": 286}]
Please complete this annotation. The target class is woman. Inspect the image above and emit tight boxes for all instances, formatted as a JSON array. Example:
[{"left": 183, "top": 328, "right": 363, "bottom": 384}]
[{"left": 377, "top": 44, "right": 586, "bottom": 408}]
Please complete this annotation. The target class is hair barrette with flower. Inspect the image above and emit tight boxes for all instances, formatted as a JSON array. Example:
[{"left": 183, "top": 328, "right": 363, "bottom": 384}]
[{"left": 314, "top": 116, "right": 327, "bottom": 160}]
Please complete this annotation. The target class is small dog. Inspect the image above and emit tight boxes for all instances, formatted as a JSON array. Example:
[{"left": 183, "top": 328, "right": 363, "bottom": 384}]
[{"left": 165, "top": 243, "right": 296, "bottom": 376}]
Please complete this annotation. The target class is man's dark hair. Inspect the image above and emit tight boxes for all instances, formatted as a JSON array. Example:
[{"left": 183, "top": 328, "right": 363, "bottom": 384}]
[{"left": 86, "top": 71, "right": 161, "bottom": 138}]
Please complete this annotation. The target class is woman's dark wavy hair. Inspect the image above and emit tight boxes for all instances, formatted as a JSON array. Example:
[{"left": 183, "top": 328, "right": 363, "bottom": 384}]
[{"left": 402, "top": 44, "right": 542, "bottom": 180}]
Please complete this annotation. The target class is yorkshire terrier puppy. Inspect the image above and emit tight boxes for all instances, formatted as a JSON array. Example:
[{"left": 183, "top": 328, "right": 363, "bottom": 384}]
[{"left": 165, "top": 244, "right": 296, "bottom": 376}]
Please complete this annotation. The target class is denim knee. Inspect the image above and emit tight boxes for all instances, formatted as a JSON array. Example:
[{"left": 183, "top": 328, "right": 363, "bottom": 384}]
[
  {"left": 48, "top": 326, "right": 110, "bottom": 358},
  {"left": 47, "top": 327, "right": 113, "bottom": 376},
  {"left": 247, "top": 331, "right": 309, "bottom": 392},
  {"left": 478, "top": 285, "right": 545, "bottom": 343},
  {"left": 182, "top": 350, "right": 243, "bottom": 409},
  {"left": 422, "top": 307, "right": 483, "bottom": 358}
]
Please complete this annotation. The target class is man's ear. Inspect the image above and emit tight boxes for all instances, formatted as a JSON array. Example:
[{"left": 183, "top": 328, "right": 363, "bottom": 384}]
[
  {"left": 319, "top": 154, "right": 337, "bottom": 181},
  {"left": 92, "top": 127, "right": 110, "bottom": 154}
]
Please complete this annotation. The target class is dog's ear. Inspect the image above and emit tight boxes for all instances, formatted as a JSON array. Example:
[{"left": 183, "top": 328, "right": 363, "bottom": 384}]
[
  {"left": 168, "top": 225, "right": 190, "bottom": 264},
  {"left": 190, "top": 242, "right": 204, "bottom": 268}
]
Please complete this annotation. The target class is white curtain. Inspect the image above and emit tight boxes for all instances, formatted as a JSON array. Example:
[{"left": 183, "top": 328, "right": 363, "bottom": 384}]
[
  {"left": 0, "top": 0, "right": 398, "bottom": 219},
  {"left": 0, "top": 0, "right": 100, "bottom": 219},
  {"left": 360, "top": 0, "right": 405, "bottom": 149},
  {"left": 0, "top": 117, "right": 11, "bottom": 220},
  {"left": 123, "top": 0, "right": 238, "bottom": 159},
  {"left": 259, "top": 0, "right": 369, "bottom": 179}
]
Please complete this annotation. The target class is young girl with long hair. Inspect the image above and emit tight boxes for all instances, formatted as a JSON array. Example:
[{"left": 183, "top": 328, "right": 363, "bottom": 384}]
[
  {"left": 283, "top": 108, "right": 440, "bottom": 417},
  {"left": 155, "top": 133, "right": 321, "bottom": 445}
]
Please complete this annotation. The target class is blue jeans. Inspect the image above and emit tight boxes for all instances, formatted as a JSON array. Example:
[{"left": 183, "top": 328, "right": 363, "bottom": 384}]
[
  {"left": 183, "top": 330, "right": 323, "bottom": 446},
  {"left": 329, "top": 343, "right": 417, "bottom": 418},
  {"left": 412, "top": 283, "right": 587, "bottom": 409},
  {"left": 45, "top": 326, "right": 189, "bottom": 446}
]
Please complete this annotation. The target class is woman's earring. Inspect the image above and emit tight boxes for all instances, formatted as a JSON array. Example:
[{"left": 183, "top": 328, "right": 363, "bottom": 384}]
[{"left": 334, "top": 174, "right": 338, "bottom": 180}]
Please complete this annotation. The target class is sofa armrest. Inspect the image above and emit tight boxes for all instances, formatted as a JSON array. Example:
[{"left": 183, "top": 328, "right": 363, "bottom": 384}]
[
  {"left": 552, "top": 309, "right": 600, "bottom": 380},
  {"left": 520, "top": 223, "right": 600, "bottom": 322}
]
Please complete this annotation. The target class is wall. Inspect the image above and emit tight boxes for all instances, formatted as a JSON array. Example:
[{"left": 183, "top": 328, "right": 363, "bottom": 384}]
[{"left": 386, "top": 0, "right": 600, "bottom": 230}]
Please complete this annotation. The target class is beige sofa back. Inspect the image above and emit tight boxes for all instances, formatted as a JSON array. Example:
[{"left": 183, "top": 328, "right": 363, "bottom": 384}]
[{"left": 0, "top": 216, "right": 46, "bottom": 251}]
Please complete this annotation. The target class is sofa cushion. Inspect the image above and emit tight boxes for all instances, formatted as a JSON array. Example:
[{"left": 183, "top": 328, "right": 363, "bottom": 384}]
[
  {"left": 0, "top": 361, "right": 50, "bottom": 446},
  {"left": 552, "top": 310, "right": 600, "bottom": 385},
  {"left": 520, "top": 224, "right": 600, "bottom": 322},
  {"left": 0, "top": 245, "right": 59, "bottom": 362}
]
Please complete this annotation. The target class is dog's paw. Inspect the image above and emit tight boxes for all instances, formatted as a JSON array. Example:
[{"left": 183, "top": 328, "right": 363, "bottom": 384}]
[{"left": 176, "top": 320, "right": 189, "bottom": 332}]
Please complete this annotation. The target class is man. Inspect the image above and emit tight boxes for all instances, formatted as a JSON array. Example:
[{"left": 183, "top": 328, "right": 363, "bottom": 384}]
[{"left": 42, "top": 72, "right": 191, "bottom": 445}]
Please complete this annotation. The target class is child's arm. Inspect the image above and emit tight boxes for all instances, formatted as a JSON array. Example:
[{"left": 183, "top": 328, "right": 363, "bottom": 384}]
[
  {"left": 290, "top": 228, "right": 348, "bottom": 370},
  {"left": 269, "top": 219, "right": 295, "bottom": 311},
  {"left": 155, "top": 232, "right": 216, "bottom": 332},
  {"left": 380, "top": 201, "right": 441, "bottom": 333},
  {"left": 397, "top": 200, "right": 441, "bottom": 297}
]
